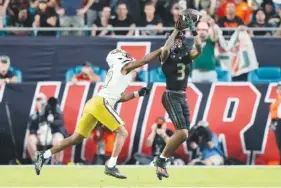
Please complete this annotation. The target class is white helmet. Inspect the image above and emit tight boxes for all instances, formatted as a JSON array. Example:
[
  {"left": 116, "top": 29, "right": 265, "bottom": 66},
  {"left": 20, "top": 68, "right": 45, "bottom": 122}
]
[{"left": 106, "top": 49, "right": 133, "bottom": 67}]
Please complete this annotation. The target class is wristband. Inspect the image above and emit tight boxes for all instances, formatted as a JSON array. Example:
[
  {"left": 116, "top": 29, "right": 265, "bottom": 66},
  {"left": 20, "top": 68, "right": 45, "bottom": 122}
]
[{"left": 133, "top": 91, "right": 139, "bottom": 98}]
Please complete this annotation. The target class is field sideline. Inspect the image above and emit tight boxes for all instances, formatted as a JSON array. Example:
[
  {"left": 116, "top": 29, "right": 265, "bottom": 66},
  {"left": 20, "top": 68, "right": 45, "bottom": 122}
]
[{"left": 0, "top": 166, "right": 280, "bottom": 187}]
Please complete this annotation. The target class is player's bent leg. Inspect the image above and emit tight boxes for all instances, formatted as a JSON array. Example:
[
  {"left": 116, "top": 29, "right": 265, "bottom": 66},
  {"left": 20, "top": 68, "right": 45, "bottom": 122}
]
[
  {"left": 34, "top": 112, "right": 97, "bottom": 176},
  {"left": 105, "top": 125, "right": 128, "bottom": 179},
  {"left": 51, "top": 132, "right": 64, "bottom": 164},
  {"left": 27, "top": 134, "right": 39, "bottom": 162},
  {"left": 154, "top": 129, "right": 188, "bottom": 180},
  {"left": 161, "top": 129, "right": 188, "bottom": 158},
  {"left": 34, "top": 132, "right": 85, "bottom": 175},
  {"left": 111, "top": 125, "right": 128, "bottom": 158}
]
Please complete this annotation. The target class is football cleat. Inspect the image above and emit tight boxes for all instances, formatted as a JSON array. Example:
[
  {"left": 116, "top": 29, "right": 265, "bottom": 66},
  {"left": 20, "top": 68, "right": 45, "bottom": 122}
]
[
  {"left": 104, "top": 165, "right": 127, "bottom": 179},
  {"left": 153, "top": 157, "right": 169, "bottom": 180},
  {"left": 34, "top": 151, "right": 47, "bottom": 176}
]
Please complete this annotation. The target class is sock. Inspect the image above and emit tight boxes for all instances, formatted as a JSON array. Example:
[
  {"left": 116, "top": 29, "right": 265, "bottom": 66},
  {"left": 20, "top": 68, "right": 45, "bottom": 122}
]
[
  {"left": 160, "top": 154, "right": 168, "bottom": 161},
  {"left": 43, "top": 150, "right": 52, "bottom": 159},
  {"left": 107, "top": 157, "right": 118, "bottom": 168}
]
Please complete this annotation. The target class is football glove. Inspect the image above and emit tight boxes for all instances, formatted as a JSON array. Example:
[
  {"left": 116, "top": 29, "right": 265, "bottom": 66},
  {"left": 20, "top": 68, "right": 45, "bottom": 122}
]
[
  {"left": 138, "top": 87, "right": 150, "bottom": 96},
  {"left": 175, "top": 15, "right": 188, "bottom": 30}
]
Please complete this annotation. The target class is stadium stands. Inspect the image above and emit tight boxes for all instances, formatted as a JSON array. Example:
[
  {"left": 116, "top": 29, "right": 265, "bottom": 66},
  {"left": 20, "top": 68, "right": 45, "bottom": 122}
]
[
  {"left": 216, "top": 67, "right": 232, "bottom": 82},
  {"left": 65, "top": 65, "right": 107, "bottom": 82},
  {"left": 9, "top": 66, "right": 23, "bottom": 83},
  {"left": 248, "top": 66, "right": 281, "bottom": 83}
]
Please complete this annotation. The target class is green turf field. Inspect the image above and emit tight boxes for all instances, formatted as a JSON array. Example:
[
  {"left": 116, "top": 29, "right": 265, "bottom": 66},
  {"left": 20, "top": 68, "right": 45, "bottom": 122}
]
[{"left": 0, "top": 166, "right": 280, "bottom": 187}]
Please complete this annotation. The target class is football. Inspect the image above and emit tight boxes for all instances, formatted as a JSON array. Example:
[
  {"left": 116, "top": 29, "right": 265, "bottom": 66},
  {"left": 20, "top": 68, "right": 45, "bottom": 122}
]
[{"left": 181, "top": 8, "right": 201, "bottom": 23}]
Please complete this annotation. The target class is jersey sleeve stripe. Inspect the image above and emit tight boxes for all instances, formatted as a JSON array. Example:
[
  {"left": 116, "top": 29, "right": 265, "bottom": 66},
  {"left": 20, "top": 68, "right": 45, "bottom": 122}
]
[{"left": 103, "top": 99, "right": 123, "bottom": 125}]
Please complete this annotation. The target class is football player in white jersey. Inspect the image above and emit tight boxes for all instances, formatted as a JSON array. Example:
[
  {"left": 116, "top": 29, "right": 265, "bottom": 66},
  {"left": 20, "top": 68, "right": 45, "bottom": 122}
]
[{"left": 34, "top": 47, "right": 162, "bottom": 179}]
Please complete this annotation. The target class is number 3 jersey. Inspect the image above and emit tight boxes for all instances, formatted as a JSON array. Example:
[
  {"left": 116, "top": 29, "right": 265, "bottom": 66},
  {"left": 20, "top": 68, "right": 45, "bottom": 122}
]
[
  {"left": 97, "top": 49, "right": 135, "bottom": 107},
  {"left": 162, "top": 51, "right": 192, "bottom": 91}
]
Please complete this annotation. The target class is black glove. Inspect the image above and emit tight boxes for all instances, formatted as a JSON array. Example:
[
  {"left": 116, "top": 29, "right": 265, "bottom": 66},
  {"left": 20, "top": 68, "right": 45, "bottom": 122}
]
[
  {"left": 186, "top": 12, "right": 197, "bottom": 36},
  {"left": 138, "top": 87, "right": 150, "bottom": 96}
]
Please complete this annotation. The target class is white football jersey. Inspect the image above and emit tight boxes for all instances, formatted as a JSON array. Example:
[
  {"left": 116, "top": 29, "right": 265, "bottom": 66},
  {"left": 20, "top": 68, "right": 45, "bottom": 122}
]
[{"left": 97, "top": 49, "right": 134, "bottom": 107}]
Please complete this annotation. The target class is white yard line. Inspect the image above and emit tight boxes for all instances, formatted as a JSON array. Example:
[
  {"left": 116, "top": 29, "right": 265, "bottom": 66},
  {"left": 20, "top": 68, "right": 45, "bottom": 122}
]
[
  {"left": 0, "top": 165, "right": 281, "bottom": 168},
  {"left": 0, "top": 187, "right": 280, "bottom": 188}
]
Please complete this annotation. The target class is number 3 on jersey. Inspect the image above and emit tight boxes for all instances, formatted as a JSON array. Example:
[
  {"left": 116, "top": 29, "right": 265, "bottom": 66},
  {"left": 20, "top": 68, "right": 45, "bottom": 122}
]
[{"left": 177, "top": 63, "right": 186, "bottom": 80}]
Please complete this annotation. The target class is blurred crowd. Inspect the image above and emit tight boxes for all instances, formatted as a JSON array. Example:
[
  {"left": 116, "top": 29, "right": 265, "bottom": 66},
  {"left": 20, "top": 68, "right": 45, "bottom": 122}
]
[{"left": 0, "top": 0, "right": 280, "bottom": 36}]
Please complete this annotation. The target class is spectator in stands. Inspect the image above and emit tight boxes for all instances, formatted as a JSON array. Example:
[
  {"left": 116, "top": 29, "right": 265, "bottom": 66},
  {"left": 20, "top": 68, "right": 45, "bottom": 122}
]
[
  {"left": 58, "top": 0, "right": 94, "bottom": 36},
  {"left": 163, "top": 3, "right": 180, "bottom": 28},
  {"left": 274, "top": 11, "right": 281, "bottom": 36},
  {"left": 0, "top": 56, "right": 18, "bottom": 84},
  {"left": 145, "top": 117, "right": 172, "bottom": 158},
  {"left": 268, "top": 9, "right": 281, "bottom": 27},
  {"left": 134, "top": 117, "right": 173, "bottom": 165},
  {"left": 87, "top": 0, "right": 105, "bottom": 28},
  {"left": 48, "top": 0, "right": 60, "bottom": 10},
  {"left": 249, "top": 9, "right": 272, "bottom": 36},
  {"left": 217, "top": 2, "right": 244, "bottom": 35},
  {"left": 110, "top": 2, "right": 135, "bottom": 36},
  {"left": 33, "top": 0, "right": 57, "bottom": 36},
  {"left": 0, "top": 0, "right": 10, "bottom": 29},
  {"left": 27, "top": 94, "right": 67, "bottom": 164},
  {"left": 6, "top": 0, "right": 27, "bottom": 26},
  {"left": 262, "top": 1, "right": 277, "bottom": 19},
  {"left": 139, "top": 1, "right": 163, "bottom": 36},
  {"left": 234, "top": 0, "right": 252, "bottom": 25},
  {"left": 92, "top": 6, "right": 112, "bottom": 36},
  {"left": 187, "top": 120, "right": 224, "bottom": 166},
  {"left": 8, "top": 7, "right": 35, "bottom": 36},
  {"left": 192, "top": 21, "right": 219, "bottom": 83},
  {"left": 71, "top": 62, "right": 101, "bottom": 84},
  {"left": 194, "top": 0, "right": 216, "bottom": 17},
  {"left": 273, "top": 0, "right": 281, "bottom": 12},
  {"left": 270, "top": 82, "right": 281, "bottom": 165}
]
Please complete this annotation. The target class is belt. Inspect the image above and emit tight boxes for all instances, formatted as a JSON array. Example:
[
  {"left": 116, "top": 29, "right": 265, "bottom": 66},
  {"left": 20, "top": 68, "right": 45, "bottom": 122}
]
[{"left": 166, "top": 90, "right": 186, "bottom": 94}]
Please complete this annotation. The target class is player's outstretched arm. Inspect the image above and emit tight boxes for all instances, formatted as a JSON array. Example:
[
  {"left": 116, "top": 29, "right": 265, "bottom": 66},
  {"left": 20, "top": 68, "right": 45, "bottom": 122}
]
[
  {"left": 118, "top": 87, "right": 150, "bottom": 103},
  {"left": 121, "top": 49, "right": 162, "bottom": 75},
  {"left": 160, "top": 28, "right": 180, "bottom": 63},
  {"left": 189, "top": 36, "right": 202, "bottom": 60}
]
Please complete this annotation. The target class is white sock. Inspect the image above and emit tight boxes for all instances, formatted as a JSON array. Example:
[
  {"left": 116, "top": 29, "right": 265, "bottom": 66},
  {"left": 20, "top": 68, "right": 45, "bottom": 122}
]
[
  {"left": 160, "top": 154, "right": 168, "bottom": 160},
  {"left": 43, "top": 150, "right": 52, "bottom": 159},
  {"left": 107, "top": 157, "right": 118, "bottom": 168}
]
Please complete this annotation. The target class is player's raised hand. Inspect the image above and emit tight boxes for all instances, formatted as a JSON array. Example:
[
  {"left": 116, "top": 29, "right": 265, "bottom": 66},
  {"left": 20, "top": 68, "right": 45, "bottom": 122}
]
[
  {"left": 175, "top": 15, "right": 189, "bottom": 30},
  {"left": 138, "top": 87, "right": 150, "bottom": 96}
]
